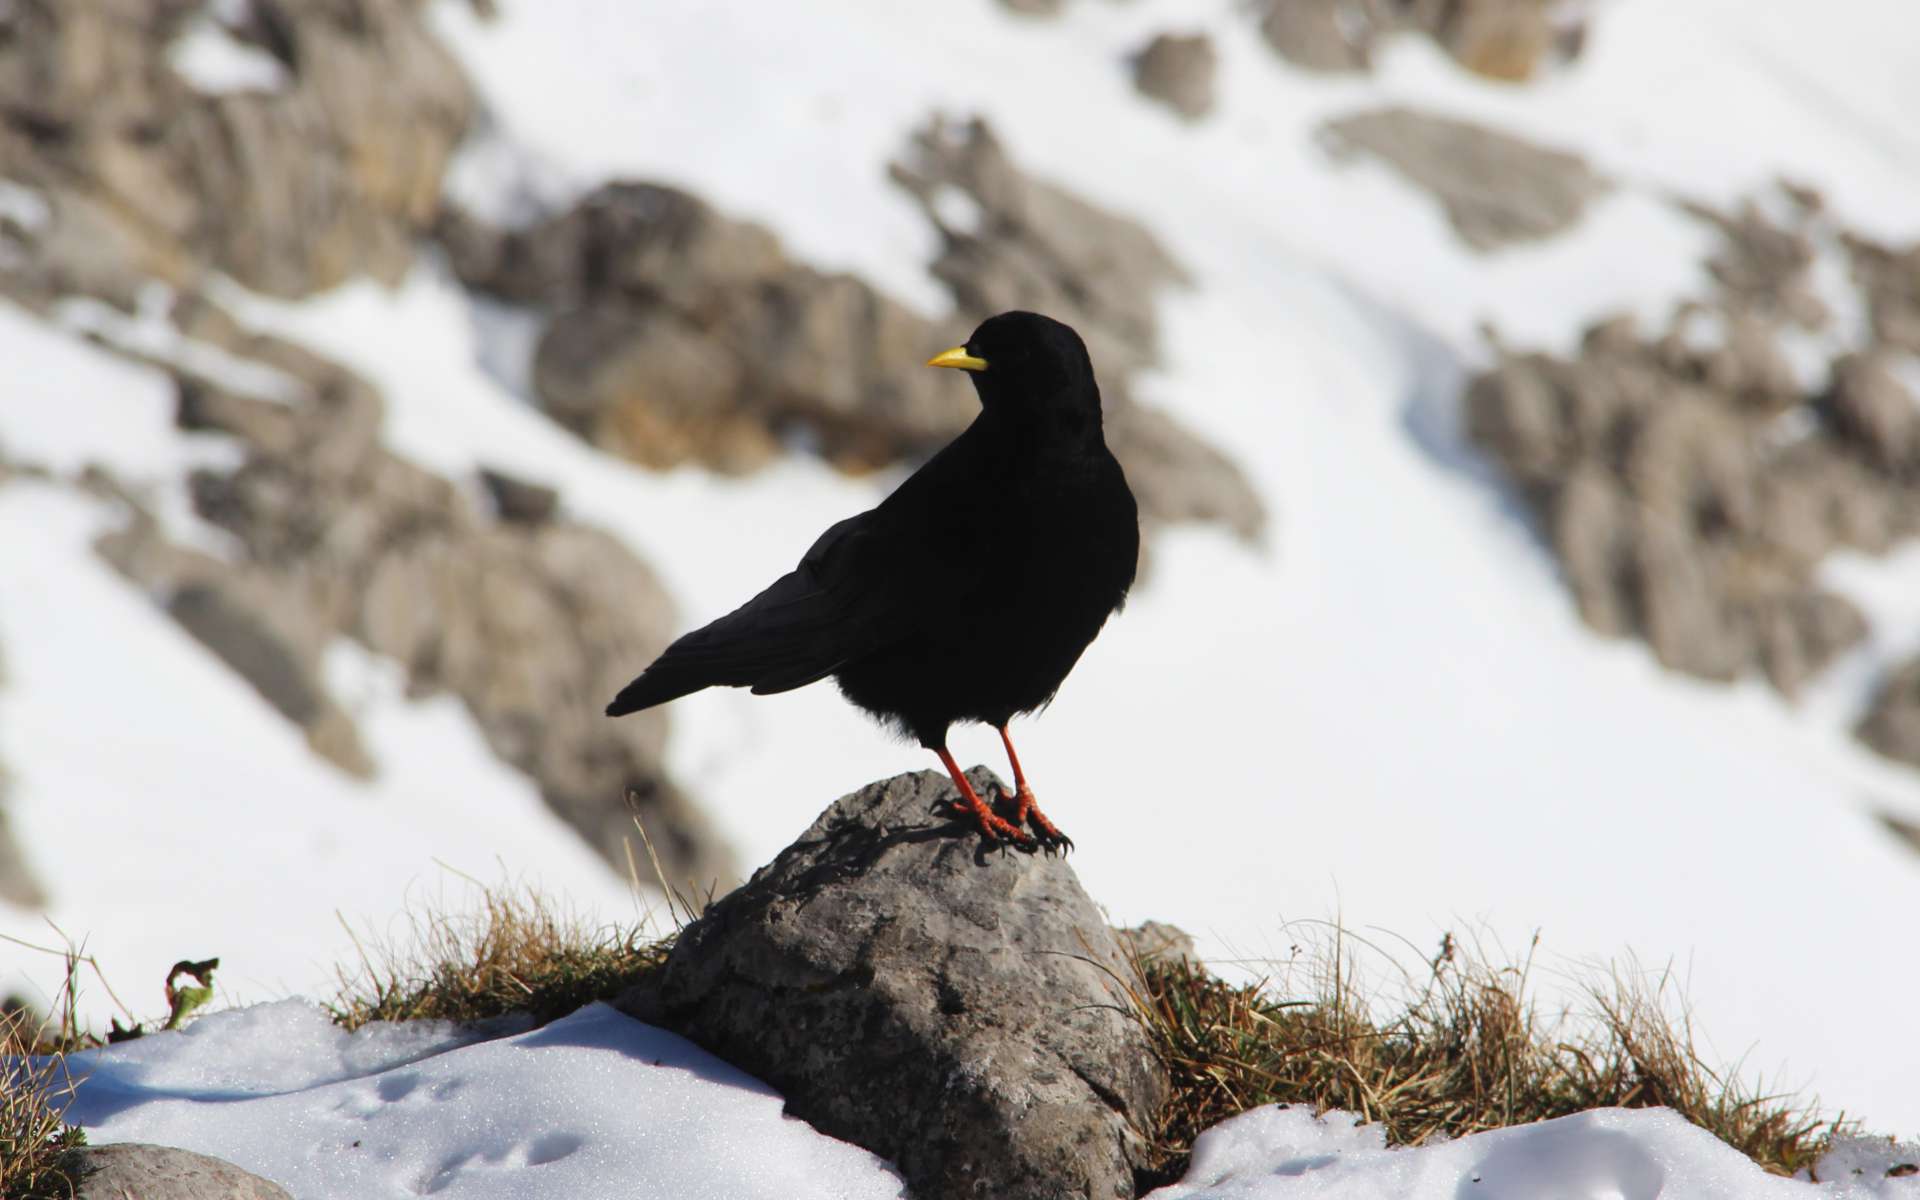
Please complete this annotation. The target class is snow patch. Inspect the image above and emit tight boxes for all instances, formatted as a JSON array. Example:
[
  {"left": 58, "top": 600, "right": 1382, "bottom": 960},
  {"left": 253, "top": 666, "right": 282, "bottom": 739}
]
[
  {"left": 63, "top": 1001, "right": 907, "bottom": 1200},
  {"left": 55, "top": 285, "right": 308, "bottom": 405},
  {"left": 168, "top": 6, "right": 291, "bottom": 95}
]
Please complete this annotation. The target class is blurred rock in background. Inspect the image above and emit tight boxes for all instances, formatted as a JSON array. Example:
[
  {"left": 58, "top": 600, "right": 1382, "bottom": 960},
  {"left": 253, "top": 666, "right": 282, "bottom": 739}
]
[
  {"left": 1466, "top": 185, "right": 1920, "bottom": 711},
  {"left": 1321, "top": 107, "right": 1608, "bottom": 252},
  {"left": 1255, "top": 0, "right": 1585, "bottom": 82},
  {"left": 0, "top": 0, "right": 1263, "bottom": 884},
  {"left": 0, "top": 0, "right": 472, "bottom": 308},
  {"left": 1130, "top": 32, "right": 1218, "bottom": 122},
  {"left": 893, "top": 116, "right": 1267, "bottom": 547}
]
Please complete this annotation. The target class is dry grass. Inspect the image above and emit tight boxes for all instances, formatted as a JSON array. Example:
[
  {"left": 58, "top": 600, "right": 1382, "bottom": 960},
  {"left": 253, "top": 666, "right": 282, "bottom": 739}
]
[
  {"left": 1, "top": 997, "right": 87, "bottom": 1200},
  {"left": 1130, "top": 928, "right": 1847, "bottom": 1190},
  {"left": 327, "top": 884, "right": 674, "bottom": 1031}
]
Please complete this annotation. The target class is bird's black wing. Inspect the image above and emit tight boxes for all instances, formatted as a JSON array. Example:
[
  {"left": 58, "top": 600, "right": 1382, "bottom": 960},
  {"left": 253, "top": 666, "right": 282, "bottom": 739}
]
[{"left": 605, "top": 497, "right": 986, "bottom": 716}]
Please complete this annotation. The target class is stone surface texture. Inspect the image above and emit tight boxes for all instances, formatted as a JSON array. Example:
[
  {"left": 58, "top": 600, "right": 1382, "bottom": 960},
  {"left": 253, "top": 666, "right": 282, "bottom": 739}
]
[
  {"left": 65, "top": 1143, "right": 292, "bottom": 1200},
  {"left": 624, "top": 767, "right": 1169, "bottom": 1200}
]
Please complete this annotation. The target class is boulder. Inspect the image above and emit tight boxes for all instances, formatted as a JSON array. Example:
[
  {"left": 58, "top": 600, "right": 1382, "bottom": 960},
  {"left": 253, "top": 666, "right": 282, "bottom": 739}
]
[
  {"left": 1132, "top": 32, "right": 1217, "bottom": 121},
  {"left": 624, "top": 767, "right": 1169, "bottom": 1200},
  {"left": 63, "top": 1143, "right": 291, "bottom": 1200},
  {"left": 1322, "top": 107, "right": 1608, "bottom": 252}
]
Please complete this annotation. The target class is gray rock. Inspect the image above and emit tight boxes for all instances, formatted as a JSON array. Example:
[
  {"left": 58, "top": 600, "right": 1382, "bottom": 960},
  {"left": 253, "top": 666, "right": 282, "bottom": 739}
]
[
  {"left": 479, "top": 467, "right": 559, "bottom": 526},
  {"left": 448, "top": 131, "right": 1265, "bottom": 546},
  {"left": 1253, "top": 0, "right": 1578, "bottom": 81},
  {"left": 1823, "top": 352, "right": 1919, "bottom": 471},
  {"left": 1861, "top": 657, "right": 1920, "bottom": 770},
  {"left": 446, "top": 182, "right": 970, "bottom": 476},
  {"left": 624, "top": 767, "right": 1169, "bottom": 1200},
  {"left": 1116, "top": 920, "right": 1199, "bottom": 967},
  {"left": 0, "top": 0, "right": 473, "bottom": 303},
  {"left": 64, "top": 1142, "right": 291, "bottom": 1200},
  {"left": 892, "top": 115, "right": 1267, "bottom": 545},
  {"left": 170, "top": 576, "right": 378, "bottom": 779},
  {"left": 1758, "top": 590, "right": 1867, "bottom": 698},
  {"left": 1466, "top": 282, "right": 1897, "bottom": 697},
  {"left": 1845, "top": 232, "right": 1920, "bottom": 354},
  {"left": 1416, "top": 0, "right": 1560, "bottom": 82},
  {"left": 86, "top": 306, "right": 735, "bottom": 888},
  {"left": 1256, "top": 0, "right": 1381, "bottom": 72},
  {"left": 1132, "top": 32, "right": 1217, "bottom": 121},
  {"left": 1683, "top": 198, "right": 1828, "bottom": 330},
  {"left": 893, "top": 115, "right": 1187, "bottom": 381},
  {"left": 1323, "top": 107, "right": 1608, "bottom": 252}
]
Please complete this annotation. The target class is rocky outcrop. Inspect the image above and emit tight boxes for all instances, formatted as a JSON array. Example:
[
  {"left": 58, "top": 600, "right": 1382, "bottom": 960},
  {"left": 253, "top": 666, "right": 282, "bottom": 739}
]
[
  {"left": 1255, "top": 0, "right": 1582, "bottom": 82},
  {"left": 0, "top": 0, "right": 472, "bottom": 309},
  {"left": 443, "top": 118, "right": 1266, "bottom": 546},
  {"left": 623, "top": 767, "right": 1169, "bottom": 1200},
  {"left": 1846, "top": 232, "right": 1920, "bottom": 355},
  {"left": 438, "top": 182, "right": 969, "bottom": 475},
  {"left": 893, "top": 116, "right": 1267, "bottom": 544},
  {"left": 1132, "top": 32, "right": 1218, "bottom": 122},
  {"left": 1465, "top": 190, "right": 1920, "bottom": 698},
  {"left": 91, "top": 297, "right": 733, "bottom": 887},
  {"left": 1860, "top": 656, "right": 1920, "bottom": 770},
  {"left": 1323, "top": 107, "right": 1609, "bottom": 252},
  {"left": 62, "top": 1143, "right": 291, "bottom": 1200}
]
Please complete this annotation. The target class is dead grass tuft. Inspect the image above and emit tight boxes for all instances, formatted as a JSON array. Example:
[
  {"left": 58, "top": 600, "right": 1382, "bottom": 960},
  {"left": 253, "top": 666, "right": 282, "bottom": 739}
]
[
  {"left": 327, "top": 883, "right": 673, "bottom": 1031},
  {"left": 1, "top": 998, "right": 86, "bottom": 1200},
  {"left": 1130, "top": 928, "right": 1847, "bottom": 1190}
]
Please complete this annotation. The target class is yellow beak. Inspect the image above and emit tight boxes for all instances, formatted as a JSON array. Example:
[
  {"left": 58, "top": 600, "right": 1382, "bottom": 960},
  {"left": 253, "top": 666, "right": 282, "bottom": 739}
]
[{"left": 926, "top": 346, "right": 988, "bottom": 372}]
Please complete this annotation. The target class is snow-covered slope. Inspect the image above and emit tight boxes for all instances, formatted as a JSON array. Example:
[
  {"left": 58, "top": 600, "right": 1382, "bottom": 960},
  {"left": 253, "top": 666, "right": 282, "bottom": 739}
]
[
  {"left": 413, "top": 0, "right": 1920, "bottom": 1134},
  {"left": 53, "top": 1000, "right": 1919, "bottom": 1198},
  {"left": 0, "top": 305, "right": 646, "bottom": 1015},
  {"left": 5, "top": 0, "right": 1920, "bottom": 1170}
]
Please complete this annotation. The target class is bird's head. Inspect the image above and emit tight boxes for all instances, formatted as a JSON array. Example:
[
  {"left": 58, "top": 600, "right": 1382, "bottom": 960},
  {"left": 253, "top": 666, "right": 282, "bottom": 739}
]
[{"left": 927, "top": 311, "right": 1102, "bottom": 432}]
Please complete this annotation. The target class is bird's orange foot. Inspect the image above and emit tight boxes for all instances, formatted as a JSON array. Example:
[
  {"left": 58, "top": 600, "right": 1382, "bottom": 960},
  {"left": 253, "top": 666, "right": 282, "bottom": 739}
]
[
  {"left": 995, "top": 783, "right": 1073, "bottom": 855},
  {"left": 943, "top": 791, "right": 1037, "bottom": 850}
]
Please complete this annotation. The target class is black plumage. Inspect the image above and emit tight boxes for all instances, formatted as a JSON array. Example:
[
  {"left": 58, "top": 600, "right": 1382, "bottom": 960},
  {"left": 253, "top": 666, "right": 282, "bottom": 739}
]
[{"left": 606, "top": 311, "right": 1139, "bottom": 850}]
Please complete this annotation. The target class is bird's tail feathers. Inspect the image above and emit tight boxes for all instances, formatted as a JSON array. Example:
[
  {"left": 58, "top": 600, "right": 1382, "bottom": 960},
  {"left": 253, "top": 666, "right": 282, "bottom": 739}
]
[{"left": 605, "top": 668, "right": 708, "bottom": 717}]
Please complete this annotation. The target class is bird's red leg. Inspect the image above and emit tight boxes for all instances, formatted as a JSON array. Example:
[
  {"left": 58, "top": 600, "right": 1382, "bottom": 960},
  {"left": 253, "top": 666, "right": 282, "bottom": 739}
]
[
  {"left": 995, "top": 725, "right": 1072, "bottom": 852},
  {"left": 934, "top": 745, "right": 1034, "bottom": 849}
]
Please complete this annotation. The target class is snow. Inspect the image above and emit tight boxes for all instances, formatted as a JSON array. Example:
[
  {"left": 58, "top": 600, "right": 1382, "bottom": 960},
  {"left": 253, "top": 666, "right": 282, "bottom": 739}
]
[
  {"left": 61, "top": 1001, "right": 906, "bottom": 1199},
  {"left": 413, "top": 0, "right": 1920, "bottom": 1137},
  {"left": 1156, "top": 1104, "right": 1918, "bottom": 1199},
  {"left": 0, "top": 304, "right": 647, "bottom": 1016},
  {"left": 49, "top": 1002, "right": 1919, "bottom": 1197},
  {"left": 168, "top": 5, "right": 292, "bottom": 96},
  {"left": 4, "top": 0, "right": 1920, "bottom": 1191}
]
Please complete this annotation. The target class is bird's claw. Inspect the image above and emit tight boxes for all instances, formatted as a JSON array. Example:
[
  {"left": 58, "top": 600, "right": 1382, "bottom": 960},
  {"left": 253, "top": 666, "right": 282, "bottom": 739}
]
[
  {"left": 941, "top": 798, "right": 1038, "bottom": 852},
  {"left": 990, "top": 784, "right": 1073, "bottom": 856}
]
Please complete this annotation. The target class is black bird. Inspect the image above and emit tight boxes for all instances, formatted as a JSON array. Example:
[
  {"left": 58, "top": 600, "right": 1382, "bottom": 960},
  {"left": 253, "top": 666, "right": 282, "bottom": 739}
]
[{"left": 606, "top": 311, "right": 1139, "bottom": 851}]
